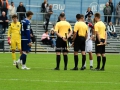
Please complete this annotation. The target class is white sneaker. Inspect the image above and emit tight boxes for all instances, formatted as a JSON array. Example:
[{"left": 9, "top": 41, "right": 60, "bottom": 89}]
[
  {"left": 21, "top": 66, "right": 30, "bottom": 70},
  {"left": 13, "top": 61, "right": 16, "bottom": 65}
]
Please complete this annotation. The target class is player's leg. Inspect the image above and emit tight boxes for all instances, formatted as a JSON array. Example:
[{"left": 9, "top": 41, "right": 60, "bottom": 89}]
[
  {"left": 100, "top": 44, "right": 106, "bottom": 71},
  {"left": 11, "top": 40, "right": 17, "bottom": 65},
  {"left": 63, "top": 40, "right": 68, "bottom": 70},
  {"left": 95, "top": 49, "right": 101, "bottom": 70},
  {"left": 89, "top": 52, "right": 93, "bottom": 69},
  {"left": 63, "top": 52, "right": 68, "bottom": 70},
  {"left": 16, "top": 40, "right": 22, "bottom": 65},
  {"left": 80, "top": 37, "right": 86, "bottom": 70},
  {"left": 54, "top": 37, "right": 61, "bottom": 70},
  {"left": 71, "top": 39, "right": 79, "bottom": 70}
]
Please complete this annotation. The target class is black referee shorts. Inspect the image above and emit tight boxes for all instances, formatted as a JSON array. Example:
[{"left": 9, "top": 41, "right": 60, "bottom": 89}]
[
  {"left": 56, "top": 37, "right": 68, "bottom": 52},
  {"left": 74, "top": 36, "right": 85, "bottom": 52},
  {"left": 95, "top": 38, "right": 105, "bottom": 54}
]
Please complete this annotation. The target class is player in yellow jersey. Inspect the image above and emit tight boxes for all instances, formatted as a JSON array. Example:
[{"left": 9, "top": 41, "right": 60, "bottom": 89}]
[
  {"left": 94, "top": 13, "right": 107, "bottom": 71},
  {"left": 7, "top": 14, "right": 22, "bottom": 65},
  {"left": 54, "top": 13, "right": 72, "bottom": 70}
]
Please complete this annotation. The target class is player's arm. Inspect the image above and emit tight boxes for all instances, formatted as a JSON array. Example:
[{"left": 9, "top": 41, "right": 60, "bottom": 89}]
[
  {"left": 7, "top": 24, "right": 11, "bottom": 45},
  {"left": 85, "top": 25, "right": 88, "bottom": 40},
  {"left": 104, "top": 29, "right": 107, "bottom": 45},
  {"left": 67, "top": 24, "right": 73, "bottom": 39},
  {"left": 94, "top": 24, "right": 101, "bottom": 43},
  {"left": 54, "top": 23, "right": 63, "bottom": 38},
  {"left": 72, "top": 23, "right": 78, "bottom": 42},
  {"left": 25, "top": 24, "right": 32, "bottom": 47}
]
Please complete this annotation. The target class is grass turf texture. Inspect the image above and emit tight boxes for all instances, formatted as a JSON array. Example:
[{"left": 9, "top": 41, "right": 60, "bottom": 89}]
[{"left": 0, "top": 53, "right": 120, "bottom": 90}]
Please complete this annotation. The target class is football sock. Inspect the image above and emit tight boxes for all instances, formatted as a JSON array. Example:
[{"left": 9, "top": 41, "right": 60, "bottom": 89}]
[
  {"left": 97, "top": 56, "right": 101, "bottom": 69},
  {"left": 90, "top": 60, "right": 93, "bottom": 66},
  {"left": 82, "top": 55, "right": 86, "bottom": 67},
  {"left": 20, "top": 54, "right": 26, "bottom": 65},
  {"left": 74, "top": 55, "right": 78, "bottom": 68},
  {"left": 102, "top": 57, "right": 106, "bottom": 69},
  {"left": 84, "top": 61, "right": 86, "bottom": 67},
  {"left": 12, "top": 52, "right": 16, "bottom": 61},
  {"left": 56, "top": 55, "right": 60, "bottom": 68},
  {"left": 63, "top": 55, "right": 68, "bottom": 68}
]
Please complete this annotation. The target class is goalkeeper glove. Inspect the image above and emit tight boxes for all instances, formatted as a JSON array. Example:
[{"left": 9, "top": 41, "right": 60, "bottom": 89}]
[{"left": 7, "top": 37, "right": 11, "bottom": 45}]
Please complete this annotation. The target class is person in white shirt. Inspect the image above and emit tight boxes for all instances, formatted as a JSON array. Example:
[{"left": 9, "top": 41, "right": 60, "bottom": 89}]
[
  {"left": 9, "top": 2, "right": 16, "bottom": 21},
  {"left": 107, "top": 22, "right": 117, "bottom": 38}
]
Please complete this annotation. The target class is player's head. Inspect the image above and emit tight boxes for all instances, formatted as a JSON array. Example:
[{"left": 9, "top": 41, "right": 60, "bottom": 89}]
[
  {"left": 59, "top": 13, "right": 65, "bottom": 20},
  {"left": 44, "top": 0, "right": 47, "bottom": 3},
  {"left": 76, "top": 14, "right": 84, "bottom": 21},
  {"left": 94, "top": 13, "right": 100, "bottom": 22},
  {"left": 87, "top": 7, "right": 91, "bottom": 12},
  {"left": 26, "top": 11, "right": 33, "bottom": 20},
  {"left": 12, "top": 14, "right": 18, "bottom": 23},
  {"left": 19, "top": 2, "right": 23, "bottom": 6}
]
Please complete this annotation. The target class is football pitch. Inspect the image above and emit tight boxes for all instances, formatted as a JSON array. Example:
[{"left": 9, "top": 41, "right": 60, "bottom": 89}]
[{"left": 0, "top": 53, "right": 120, "bottom": 90}]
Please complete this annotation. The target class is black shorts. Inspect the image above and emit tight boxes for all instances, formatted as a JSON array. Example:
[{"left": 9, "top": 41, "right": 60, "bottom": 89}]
[
  {"left": 56, "top": 37, "right": 68, "bottom": 52},
  {"left": 74, "top": 36, "right": 85, "bottom": 52},
  {"left": 95, "top": 38, "right": 105, "bottom": 54}
]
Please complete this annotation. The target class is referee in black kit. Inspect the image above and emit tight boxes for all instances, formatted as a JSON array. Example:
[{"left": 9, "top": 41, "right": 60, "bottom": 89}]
[
  {"left": 54, "top": 13, "right": 72, "bottom": 70},
  {"left": 71, "top": 14, "right": 88, "bottom": 70}
]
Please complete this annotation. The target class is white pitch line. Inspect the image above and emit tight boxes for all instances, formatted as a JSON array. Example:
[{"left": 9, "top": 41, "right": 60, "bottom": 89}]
[{"left": 0, "top": 78, "right": 119, "bottom": 84}]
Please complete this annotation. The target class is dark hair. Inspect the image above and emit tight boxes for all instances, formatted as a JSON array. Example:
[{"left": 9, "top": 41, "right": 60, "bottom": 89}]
[
  {"left": 59, "top": 13, "right": 65, "bottom": 18},
  {"left": 76, "top": 14, "right": 84, "bottom": 19},
  {"left": 12, "top": 14, "right": 18, "bottom": 18},
  {"left": 26, "top": 11, "right": 33, "bottom": 17},
  {"left": 11, "top": 2, "right": 13, "bottom": 4},
  {"left": 94, "top": 13, "right": 100, "bottom": 18},
  {"left": 45, "top": 30, "right": 48, "bottom": 33}
]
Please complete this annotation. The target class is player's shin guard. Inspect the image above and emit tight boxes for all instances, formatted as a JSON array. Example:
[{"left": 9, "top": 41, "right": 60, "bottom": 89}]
[
  {"left": 20, "top": 54, "right": 27, "bottom": 65},
  {"left": 63, "top": 55, "right": 68, "bottom": 68},
  {"left": 56, "top": 55, "right": 60, "bottom": 68},
  {"left": 102, "top": 57, "right": 106, "bottom": 69},
  {"left": 82, "top": 55, "right": 86, "bottom": 67},
  {"left": 74, "top": 55, "right": 78, "bottom": 68},
  {"left": 97, "top": 56, "right": 101, "bottom": 69},
  {"left": 12, "top": 52, "right": 16, "bottom": 61}
]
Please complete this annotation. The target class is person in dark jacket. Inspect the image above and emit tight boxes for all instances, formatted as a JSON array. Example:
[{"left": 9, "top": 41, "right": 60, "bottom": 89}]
[
  {"left": 85, "top": 7, "right": 93, "bottom": 20},
  {"left": 103, "top": 2, "right": 111, "bottom": 24},
  {"left": 0, "top": 11, "right": 9, "bottom": 33},
  {"left": 109, "top": 0, "right": 114, "bottom": 22},
  {"left": 16, "top": 2, "right": 26, "bottom": 22},
  {"left": 41, "top": 0, "right": 49, "bottom": 13}
]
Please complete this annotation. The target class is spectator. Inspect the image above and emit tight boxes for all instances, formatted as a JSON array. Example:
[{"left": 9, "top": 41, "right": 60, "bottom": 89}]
[
  {"left": 50, "top": 25, "right": 55, "bottom": 31},
  {"left": 116, "top": 2, "right": 120, "bottom": 26},
  {"left": 16, "top": 2, "right": 26, "bottom": 22},
  {"left": 109, "top": 0, "right": 114, "bottom": 21},
  {"left": 85, "top": 7, "right": 93, "bottom": 20},
  {"left": 1, "top": 0, "right": 9, "bottom": 15},
  {"left": 49, "top": 30, "right": 56, "bottom": 47},
  {"left": 41, "top": 0, "right": 49, "bottom": 22},
  {"left": 41, "top": 0, "right": 49, "bottom": 13},
  {"left": 41, "top": 30, "right": 51, "bottom": 45},
  {"left": 43, "top": 4, "right": 53, "bottom": 30},
  {"left": 0, "top": 11, "right": 9, "bottom": 33},
  {"left": 0, "top": 0, "right": 2, "bottom": 15},
  {"left": 107, "top": 22, "right": 117, "bottom": 38},
  {"left": 103, "top": 2, "right": 111, "bottom": 24},
  {"left": 8, "top": 2, "right": 16, "bottom": 21}
]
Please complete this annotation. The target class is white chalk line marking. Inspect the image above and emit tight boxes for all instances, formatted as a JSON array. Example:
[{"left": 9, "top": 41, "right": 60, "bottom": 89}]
[{"left": 0, "top": 78, "right": 119, "bottom": 84}]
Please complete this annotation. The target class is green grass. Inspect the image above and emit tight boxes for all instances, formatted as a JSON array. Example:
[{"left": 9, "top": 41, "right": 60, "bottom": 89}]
[{"left": 0, "top": 53, "right": 120, "bottom": 90}]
